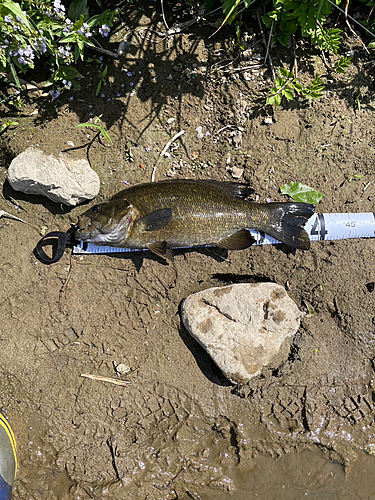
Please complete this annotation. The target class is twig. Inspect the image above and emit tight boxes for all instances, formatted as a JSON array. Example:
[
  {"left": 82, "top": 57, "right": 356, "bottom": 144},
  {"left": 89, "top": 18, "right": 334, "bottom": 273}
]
[
  {"left": 257, "top": 11, "right": 275, "bottom": 82},
  {"left": 60, "top": 255, "right": 74, "bottom": 294},
  {"left": 211, "top": 53, "right": 241, "bottom": 72},
  {"left": 0, "top": 210, "right": 26, "bottom": 223},
  {"left": 321, "top": 50, "right": 333, "bottom": 70},
  {"left": 151, "top": 130, "right": 185, "bottom": 182},
  {"left": 368, "top": 3, "right": 375, "bottom": 23},
  {"left": 1, "top": 72, "right": 41, "bottom": 92},
  {"left": 293, "top": 39, "right": 298, "bottom": 78},
  {"left": 222, "top": 64, "right": 262, "bottom": 74},
  {"left": 275, "top": 156, "right": 294, "bottom": 168},
  {"left": 264, "top": 20, "right": 274, "bottom": 65},
  {"left": 80, "top": 373, "right": 130, "bottom": 386},
  {"left": 160, "top": 0, "right": 169, "bottom": 31},
  {"left": 344, "top": 0, "right": 369, "bottom": 54},
  {"left": 88, "top": 44, "right": 119, "bottom": 58}
]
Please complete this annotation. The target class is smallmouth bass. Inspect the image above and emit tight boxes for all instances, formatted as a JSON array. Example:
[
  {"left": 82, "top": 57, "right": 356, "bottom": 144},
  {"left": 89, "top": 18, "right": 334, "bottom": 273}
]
[{"left": 75, "top": 180, "right": 315, "bottom": 261}]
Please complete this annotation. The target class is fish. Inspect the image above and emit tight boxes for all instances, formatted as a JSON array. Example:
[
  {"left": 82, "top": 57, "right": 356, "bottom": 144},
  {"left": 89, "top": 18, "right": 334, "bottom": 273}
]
[{"left": 75, "top": 179, "right": 315, "bottom": 262}]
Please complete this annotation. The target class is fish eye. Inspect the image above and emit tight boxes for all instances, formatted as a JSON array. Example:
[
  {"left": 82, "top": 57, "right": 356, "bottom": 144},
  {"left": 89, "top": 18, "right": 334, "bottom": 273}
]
[{"left": 92, "top": 205, "right": 100, "bottom": 214}]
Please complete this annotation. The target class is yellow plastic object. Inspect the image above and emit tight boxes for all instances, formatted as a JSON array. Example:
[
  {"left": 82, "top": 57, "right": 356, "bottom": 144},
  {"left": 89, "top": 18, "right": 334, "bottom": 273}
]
[{"left": 0, "top": 413, "right": 17, "bottom": 500}]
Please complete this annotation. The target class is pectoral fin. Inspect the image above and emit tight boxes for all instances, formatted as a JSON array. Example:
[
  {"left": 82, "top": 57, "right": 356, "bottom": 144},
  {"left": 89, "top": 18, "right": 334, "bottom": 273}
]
[
  {"left": 148, "top": 242, "right": 174, "bottom": 262},
  {"left": 215, "top": 229, "right": 255, "bottom": 250},
  {"left": 137, "top": 209, "right": 173, "bottom": 231}
]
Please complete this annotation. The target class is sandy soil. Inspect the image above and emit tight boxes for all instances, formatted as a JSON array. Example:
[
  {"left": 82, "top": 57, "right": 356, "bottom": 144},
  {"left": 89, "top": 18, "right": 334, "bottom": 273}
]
[{"left": 0, "top": 2, "right": 375, "bottom": 498}]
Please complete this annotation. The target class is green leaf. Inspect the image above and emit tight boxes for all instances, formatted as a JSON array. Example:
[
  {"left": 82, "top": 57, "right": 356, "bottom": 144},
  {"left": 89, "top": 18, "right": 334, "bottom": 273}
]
[
  {"left": 8, "top": 59, "right": 21, "bottom": 91},
  {"left": 2, "top": 0, "right": 35, "bottom": 30},
  {"left": 96, "top": 79, "right": 102, "bottom": 96},
  {"left": 221, "top": 0, "right": 241, "bottom": 26},
  {"left": 58, "top": 34, "right": 76, "bottom": 43},
  {"left": 279, "top": 67, "right": 291, "bottom": 78},
  {"left": 280, "top": 182, "right": 324, "bottom": 205},
  {"left": 275, "top": 76, "right": 284, "bottom": 87},
  {"left": 0, "top": 120, "right": 18, "bottom": 134},
  {"left": 282, "top": 88, "right": 294, "bottom": 100},
  {"left": 68, "top": 0, "right": 88, "bottom": 21},
  {"left": 266, "top": 93, "right": 282, "bottom": 106}
]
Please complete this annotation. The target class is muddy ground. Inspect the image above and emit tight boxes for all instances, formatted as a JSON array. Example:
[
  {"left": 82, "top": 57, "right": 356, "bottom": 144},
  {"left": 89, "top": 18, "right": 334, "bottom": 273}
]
[{"left": 1, "top": 1, "right": 375, "bottom": 498}]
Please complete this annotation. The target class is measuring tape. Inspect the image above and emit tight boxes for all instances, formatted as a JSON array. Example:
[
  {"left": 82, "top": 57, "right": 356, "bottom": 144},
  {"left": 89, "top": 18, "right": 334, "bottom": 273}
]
[{"left": 73, "top": 212, "right": 375, "bottom": 254}]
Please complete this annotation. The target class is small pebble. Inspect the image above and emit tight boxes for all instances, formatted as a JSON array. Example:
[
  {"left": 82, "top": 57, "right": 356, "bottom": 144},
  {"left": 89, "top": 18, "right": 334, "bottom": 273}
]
[
  {"left": 116, "top": 363, "right": 130, "bottom": 374},
  {"left": 263, "top": 116, "right": 274, "bottom": 125},
  {"left": 229, "top": 167, "right": 244, "bottom": 179}
]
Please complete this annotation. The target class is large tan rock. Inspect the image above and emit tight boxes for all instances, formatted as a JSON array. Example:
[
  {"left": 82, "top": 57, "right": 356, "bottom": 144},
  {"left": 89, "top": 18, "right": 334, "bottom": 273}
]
[
  {"left": 181, "top": 283, "right": 302, "bottom": 384},
  {"left": 7, "top": 147, "right": 100, "bottom": 206}
]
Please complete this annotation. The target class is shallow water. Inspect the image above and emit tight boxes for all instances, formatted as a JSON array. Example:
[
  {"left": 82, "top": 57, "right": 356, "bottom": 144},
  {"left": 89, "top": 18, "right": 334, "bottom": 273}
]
[{"left": 204, "top": 450, "right": 375, "bottom": 500}]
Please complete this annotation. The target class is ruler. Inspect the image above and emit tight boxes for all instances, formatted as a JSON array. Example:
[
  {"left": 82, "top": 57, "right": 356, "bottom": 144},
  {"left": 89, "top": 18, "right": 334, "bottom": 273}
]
[{"left": 73, "top": 212, "right": 375, "bottom": 254}]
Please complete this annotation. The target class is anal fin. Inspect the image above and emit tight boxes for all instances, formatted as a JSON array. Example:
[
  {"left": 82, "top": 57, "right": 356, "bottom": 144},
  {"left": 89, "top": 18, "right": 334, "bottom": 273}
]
[
  {"left": 148, "top": 241, "right": 174, "bottom": 262},
  {"left": 215, "top": 229, "right": 255, "bottom": 250}
]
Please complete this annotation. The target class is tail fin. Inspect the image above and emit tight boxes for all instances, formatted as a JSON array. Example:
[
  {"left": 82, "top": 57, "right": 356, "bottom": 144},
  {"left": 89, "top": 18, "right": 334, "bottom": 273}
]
[{"left": 262, "top": 203, "right": 315, "bottom": 250}]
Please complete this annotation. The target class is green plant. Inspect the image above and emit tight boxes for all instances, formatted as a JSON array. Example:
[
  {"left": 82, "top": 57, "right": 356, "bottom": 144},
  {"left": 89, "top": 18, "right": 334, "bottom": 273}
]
[
  {"left": 0, "top": 0, "right": 117, "bottom": 95},
  {"left": 267, "top": 68, "right": 324, "bottom": 106},
  {"left": 280, "top": 182, "right": 324, "bottom": 205},
  {"left": 235, "top": 20, "right": 244, "bottom": 50},
  {"left": 221, "top": 0, "right": 253, "bottom": 26},
  {"left": 334, "top": 56, "right": 352, "bottom": 73},
  {"left": 96, "top": 64, "right": 108, "bottom": 96},
  {"left": 262, "top": 0, "right": 342, "bottom": 47},
  {"left": 75, "top": 114, "right": 113, "bottom": 143},
  {"left": 0, "top": 119, "right": 18, "bottom": 134}
]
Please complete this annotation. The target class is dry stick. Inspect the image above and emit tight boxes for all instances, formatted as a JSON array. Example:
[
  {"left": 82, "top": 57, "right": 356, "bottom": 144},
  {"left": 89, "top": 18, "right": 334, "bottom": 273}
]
[
  {"left": 160, "top": 0, "right": 169, "bottom": 31},
  {"left": 257, "top": 11, "right": 275, "bottom": 82},
  {"left": 0, "top": 210, "right": 26, "bottom": 223},
  {"left": 80, "top": 373, "right": 130, "bottom": 386},
  {"left": 344, "top": 0, "right": 369, "bottom": 54},
  {"left": 60, "top": 255, "right": 74, "bottom": 294},
  {"left": 222, "top": 64, "right": 262, "bottom": 74},
  {"left": 89, "top": 44, "right": 119, "bottom": 58},
  {"left": 211, "top": 53, "right": 241, "bottom": 72},
  {"left": 1, "top": 72, "right": 41, "bottom": 92},
  {"left": 264, "top": 20, "right": 274, "bottom": 66},
  {"left": 368, "top": 2, "right": 375, "bottom": 23},
  {"left": 293, "top": 40, "right": 298, "bottom": 78},
  {"left": 151, "top": 130, "right": 185, "bottom": 182}
]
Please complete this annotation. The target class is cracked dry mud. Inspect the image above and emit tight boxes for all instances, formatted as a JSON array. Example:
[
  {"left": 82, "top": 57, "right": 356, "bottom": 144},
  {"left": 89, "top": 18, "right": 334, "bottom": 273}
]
[{"left": 0, "top": 1, "right": 375, "bottom": 498}]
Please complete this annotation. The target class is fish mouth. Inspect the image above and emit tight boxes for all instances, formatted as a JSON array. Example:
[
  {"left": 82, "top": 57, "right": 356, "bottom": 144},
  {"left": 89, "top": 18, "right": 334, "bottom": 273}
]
[{"left": 74, "top": 217, "right": 96, "bottom": 241}]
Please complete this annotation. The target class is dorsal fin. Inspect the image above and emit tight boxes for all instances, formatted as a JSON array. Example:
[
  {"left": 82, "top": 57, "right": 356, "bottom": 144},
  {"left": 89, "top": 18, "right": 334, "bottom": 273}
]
[{"left": 191, "top": 180, "right": 254, "bottom": 200}]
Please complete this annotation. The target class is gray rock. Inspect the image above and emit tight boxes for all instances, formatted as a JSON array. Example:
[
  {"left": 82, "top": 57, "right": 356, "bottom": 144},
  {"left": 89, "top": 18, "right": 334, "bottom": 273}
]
[
  {"left": 7, "top": 147, "right": 100, "bottom": 206},
  {"left": 226, "top": 166, "right": 244, "bottom": 179},
  {"left": 181, "top": 283, "right": 302, "bottom": 384}
]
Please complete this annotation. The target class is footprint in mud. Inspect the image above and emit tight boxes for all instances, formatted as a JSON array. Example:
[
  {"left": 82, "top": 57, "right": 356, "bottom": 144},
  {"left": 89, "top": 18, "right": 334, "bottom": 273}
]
[{"left": 254, "top": 376, "right": 375, "bottom": 465}]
